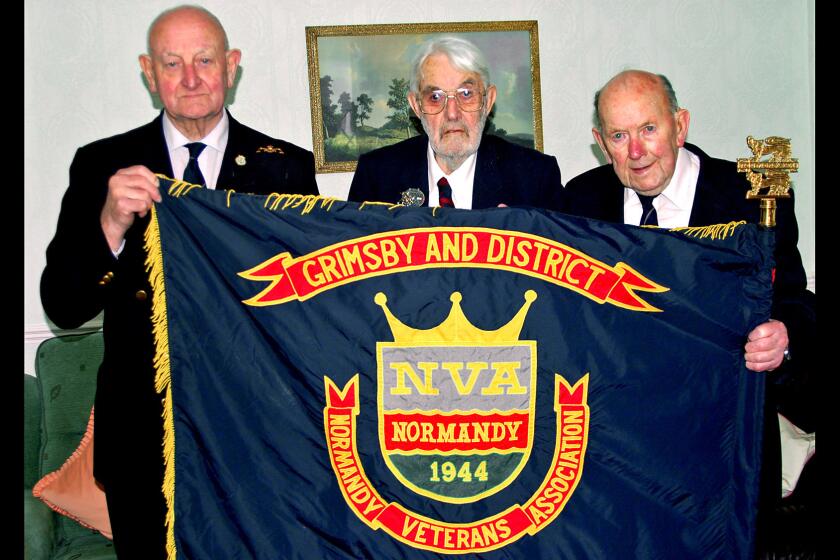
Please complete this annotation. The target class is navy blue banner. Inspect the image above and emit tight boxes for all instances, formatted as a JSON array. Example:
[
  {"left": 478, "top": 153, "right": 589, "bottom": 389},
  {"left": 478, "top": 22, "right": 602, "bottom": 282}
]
[{"left": 146, "top": 178, "right": 772, "bottom": 559}]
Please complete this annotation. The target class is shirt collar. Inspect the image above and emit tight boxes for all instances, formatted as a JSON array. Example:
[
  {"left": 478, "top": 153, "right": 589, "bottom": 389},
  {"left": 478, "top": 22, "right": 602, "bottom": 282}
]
[
  {"left": 162, "top": 110, "right": 230, "bottom": 154},
  {"left": 656, "top": 147, "right": 700, "bottom": 210},
  {"left": 427, "top": 143, "right": 477, "bottom": 194},
  {"left": 623, "top": 146, "right": 699, "bottom": 211}
]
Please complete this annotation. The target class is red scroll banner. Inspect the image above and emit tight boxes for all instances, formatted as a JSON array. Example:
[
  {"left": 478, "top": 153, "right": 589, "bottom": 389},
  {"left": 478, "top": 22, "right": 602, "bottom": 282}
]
[
  {"left": 322, "top": 374, "right": 589, "bottom": 554},
  {"left": 242, "top": 228, "right": 667, "bottom": 311}
]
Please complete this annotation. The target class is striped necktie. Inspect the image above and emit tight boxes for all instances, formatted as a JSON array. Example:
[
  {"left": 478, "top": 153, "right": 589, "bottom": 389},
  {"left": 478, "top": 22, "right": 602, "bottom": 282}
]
[{"left": 437, "top": 177, "right": 454, "bottom": 208}]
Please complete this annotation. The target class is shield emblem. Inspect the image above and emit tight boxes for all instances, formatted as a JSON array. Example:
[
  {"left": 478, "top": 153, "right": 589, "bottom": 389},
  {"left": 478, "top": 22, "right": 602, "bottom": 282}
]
[{"left": 378, "top": 341, "right": 536, "bottom": 503}]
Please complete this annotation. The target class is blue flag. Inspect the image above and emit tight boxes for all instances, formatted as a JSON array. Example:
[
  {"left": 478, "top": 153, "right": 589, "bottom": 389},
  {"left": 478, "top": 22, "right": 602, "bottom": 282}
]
[{"left": 146, "top": 178, "right": 772, "bottom": 559}]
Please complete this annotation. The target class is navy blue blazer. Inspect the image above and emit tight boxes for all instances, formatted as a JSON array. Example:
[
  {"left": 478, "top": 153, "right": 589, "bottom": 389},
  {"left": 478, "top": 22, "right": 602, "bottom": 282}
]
[
  {"left": 41, "top": 111, "right": 319, "bottom": 487},
  {"left": 348, "top": 133, "right": 564, "bottom": 211}
]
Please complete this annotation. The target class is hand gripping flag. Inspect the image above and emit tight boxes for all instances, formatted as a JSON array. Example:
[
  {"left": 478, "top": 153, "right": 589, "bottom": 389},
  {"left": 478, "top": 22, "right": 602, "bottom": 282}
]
[{"left": 145, "top": 178, "right": 773, "bottom": 559}]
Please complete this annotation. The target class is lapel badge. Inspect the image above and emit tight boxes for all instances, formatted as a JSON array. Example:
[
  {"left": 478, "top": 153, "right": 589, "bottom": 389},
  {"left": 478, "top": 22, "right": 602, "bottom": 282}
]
[
  {"left": 235, "top": 155, "right": 247, "bottom": 166},
  {"left": 256, "top": 145, "right": 285, "bottom": 155},
  {"left": 399, "top": 188, "right": 425, "bottom": 207}
]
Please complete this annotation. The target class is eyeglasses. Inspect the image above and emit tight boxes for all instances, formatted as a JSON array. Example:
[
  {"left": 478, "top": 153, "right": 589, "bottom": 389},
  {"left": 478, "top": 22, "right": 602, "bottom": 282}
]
[{"left": 417, "top": 87, "right": 485, "bottom": 114}]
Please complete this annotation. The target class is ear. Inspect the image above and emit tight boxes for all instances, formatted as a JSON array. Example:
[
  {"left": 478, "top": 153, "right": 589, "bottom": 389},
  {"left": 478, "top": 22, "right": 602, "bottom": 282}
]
[
  {"left": 484, "top": 84, "right": 497, "bottom": 114},
  {"left": 139, "top": 54, "right": 157, "bottom": 93},
  {"left": 592, "top": 128, "right": 612, "bottom": 163},
  {"left": 674, "top": 109, "right": 690, "bottom": 147},
  {"left": 407, "top": 91, "right": 422, "bottom": 119},
  {"left": 225, "top": 49, "right": 242, "bottom": 89}
]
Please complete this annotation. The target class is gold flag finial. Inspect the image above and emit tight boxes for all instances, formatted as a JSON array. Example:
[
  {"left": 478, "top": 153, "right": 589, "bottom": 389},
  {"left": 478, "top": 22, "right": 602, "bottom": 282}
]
[{"left": 736, "top": 136, "right": 798, "bottom": 227}]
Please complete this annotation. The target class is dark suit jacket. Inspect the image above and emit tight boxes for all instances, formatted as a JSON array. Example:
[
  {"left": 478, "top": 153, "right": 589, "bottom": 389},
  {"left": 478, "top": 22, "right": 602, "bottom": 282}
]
[
  {"left": 564, "top": 144, "right": 813, "bottom": 384},
  {"left": 565, "top": 142, "right": 816, "bottom": 547},
  {"left": 348, "top": 133, "right": 564, "bottom": 210},
  {"left": 40, "top": 111, "right": 319, "bottom": 488}
]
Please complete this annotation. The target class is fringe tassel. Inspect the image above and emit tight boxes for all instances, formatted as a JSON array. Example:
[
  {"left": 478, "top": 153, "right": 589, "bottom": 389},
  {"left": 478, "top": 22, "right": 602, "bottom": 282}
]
[
  {"left": 264, "top": 193, "right": 338, "bottom": 214},
  {"left": 156, "top": 173, "right": 202, "bottom": 198},
  {"left": 359, "top": 201, "right": 400, "bottom": 211},
  {"left": 144, "top": 205, "right": 177, "bottom": 560},
  {"left": 670, "top": 220, "right": 747, "bottom": 240}
]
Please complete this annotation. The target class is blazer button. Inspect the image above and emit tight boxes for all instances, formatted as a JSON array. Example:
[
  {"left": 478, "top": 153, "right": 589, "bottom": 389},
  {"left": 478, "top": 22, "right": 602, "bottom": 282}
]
[
  {"left": 135, "top": 290, "right": 148, "bottom": 301},
  {"left": 99, "top": 271, "right": 114, "bottom": 285}
]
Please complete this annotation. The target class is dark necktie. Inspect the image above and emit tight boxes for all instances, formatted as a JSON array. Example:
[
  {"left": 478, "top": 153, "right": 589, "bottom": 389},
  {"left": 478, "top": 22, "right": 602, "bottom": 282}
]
[
  {"left": 437, "top": 177, "right": 454, "bottom": 208},
  {"left": 183, "top": 142, "right": 207, "bottom": 186},
  {"left": 638, "top": 194, "right": 658, "bottom": 226}
]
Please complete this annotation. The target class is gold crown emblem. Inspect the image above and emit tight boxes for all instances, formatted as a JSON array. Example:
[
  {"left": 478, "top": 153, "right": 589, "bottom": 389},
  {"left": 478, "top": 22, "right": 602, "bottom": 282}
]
[{"left": 374, "top": 290, "right": 537, "bottom": 344}]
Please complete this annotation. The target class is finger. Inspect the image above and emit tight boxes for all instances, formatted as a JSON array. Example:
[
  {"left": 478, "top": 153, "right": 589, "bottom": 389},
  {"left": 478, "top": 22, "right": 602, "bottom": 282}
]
[
  {"left": 745, "top": 354, "right": 783, "bottom": 372},
  {"left": 744, "top": 336, "right": 785, "bottom": 354},
  {"left": 110, "top": 167, "right": 161, "bottom": 201}
]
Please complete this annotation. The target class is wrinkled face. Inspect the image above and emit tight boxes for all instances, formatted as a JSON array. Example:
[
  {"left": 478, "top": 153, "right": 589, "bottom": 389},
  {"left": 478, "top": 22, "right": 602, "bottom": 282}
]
[
  {"left": 408, "top": 53, "right": 496, "bottom": 171},
  {"left": 139, "top": 9, "right": 240, "bottom": 128},
  {"left": 592, "top": 76, "right": 689, "bottom": 195}
]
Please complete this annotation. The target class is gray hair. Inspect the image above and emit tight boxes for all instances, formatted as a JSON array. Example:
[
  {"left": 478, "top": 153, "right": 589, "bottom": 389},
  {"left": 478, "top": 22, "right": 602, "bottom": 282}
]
[
  {"left": 409, "top": 36, "right": 491, "bottom": 94},
  {"left": 147, "top": 5, "right": 230, "bottom": 53},
  {"left": 593, "top": 72, "right": 679, "bottom": 132}
]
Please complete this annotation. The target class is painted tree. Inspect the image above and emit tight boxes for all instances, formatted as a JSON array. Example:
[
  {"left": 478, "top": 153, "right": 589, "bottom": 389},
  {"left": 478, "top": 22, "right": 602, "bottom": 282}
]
[
  {"left": 319, "top": 75, "right": 340, "bottom": 137},
  {"left": 385, "top": 78, "right": 412, "bottom": 138},
  {"left": 355, "top": 93, "right": 373, "bottom": 127}
]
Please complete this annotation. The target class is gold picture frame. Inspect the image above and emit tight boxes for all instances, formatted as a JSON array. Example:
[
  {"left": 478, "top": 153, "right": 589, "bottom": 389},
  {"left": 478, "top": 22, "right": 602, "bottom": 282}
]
[{"left": 305, "top": 21, "right": 543, "bottom": 174}]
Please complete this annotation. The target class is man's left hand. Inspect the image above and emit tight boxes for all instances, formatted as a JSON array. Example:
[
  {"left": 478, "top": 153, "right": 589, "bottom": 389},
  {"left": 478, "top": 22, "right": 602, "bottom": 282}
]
[{"left": 745, "top": 319, "right": 789, "bottom": 372}]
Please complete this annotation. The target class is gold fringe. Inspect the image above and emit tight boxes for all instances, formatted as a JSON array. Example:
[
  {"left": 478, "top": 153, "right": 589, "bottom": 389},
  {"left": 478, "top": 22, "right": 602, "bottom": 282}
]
[
  {"left": 226, "top": 190, "right": 235, "bottom": 208},
  {"left": 263, "top": 193, "right": 338, "bottom": 214},
  {"left": 670, "top": 220, "right": 747, "bottom": 240},
  {"left": 155, "top": 174, "right": 203, "bottom": 198},
  {"left": 359, "top": 201, "right": 402, "bottom": 211},
  {"left": 144, "top": 205, "right": 177, "bottom": 559}
]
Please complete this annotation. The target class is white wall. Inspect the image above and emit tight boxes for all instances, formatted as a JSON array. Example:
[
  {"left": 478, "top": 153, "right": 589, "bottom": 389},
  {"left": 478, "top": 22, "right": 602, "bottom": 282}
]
[{"left": 24, "top": 0, "right": 815, "bottom": 372}]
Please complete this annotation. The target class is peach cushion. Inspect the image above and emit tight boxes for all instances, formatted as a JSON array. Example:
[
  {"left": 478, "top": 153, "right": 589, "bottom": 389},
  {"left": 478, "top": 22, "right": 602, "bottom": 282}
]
[{"left": 32, "top": 407, "right": 112, "bottom": 539}]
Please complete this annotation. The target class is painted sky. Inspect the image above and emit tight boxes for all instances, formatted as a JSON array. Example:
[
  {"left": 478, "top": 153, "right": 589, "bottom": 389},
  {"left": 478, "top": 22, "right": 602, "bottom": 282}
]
[{"left": 316, "top": 31, "right": 536, "bottom": 134}]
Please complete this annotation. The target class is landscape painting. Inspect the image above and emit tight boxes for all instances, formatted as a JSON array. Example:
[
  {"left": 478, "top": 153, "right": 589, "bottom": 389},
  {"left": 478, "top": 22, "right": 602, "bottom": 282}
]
[{"left": 305, "top": 21, "right": 543, "bottom": 173}]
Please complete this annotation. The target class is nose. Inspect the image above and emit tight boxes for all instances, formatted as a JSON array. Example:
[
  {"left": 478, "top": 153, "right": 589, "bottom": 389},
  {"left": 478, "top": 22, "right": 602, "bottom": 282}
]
[
  {"left": 182, "top": 63, "right": 200, "bottom": 89},
  {"left": 628, "top": 136, "right": 646, "bottom": 160},
  {"left": 444, "top": 94, "right": 461, "bottom": 120}
]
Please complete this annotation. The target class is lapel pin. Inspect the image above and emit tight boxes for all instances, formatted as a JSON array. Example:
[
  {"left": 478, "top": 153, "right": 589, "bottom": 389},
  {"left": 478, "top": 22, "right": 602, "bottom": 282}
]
[
  {"left": 256, "top": 145, "right": 285, "bottom": 154},
  {"left": 399, "top": 188, "right": 425, "bottom": 207},
  {"left": 235, "top": 155, "right": 247, "bottom": 166}
]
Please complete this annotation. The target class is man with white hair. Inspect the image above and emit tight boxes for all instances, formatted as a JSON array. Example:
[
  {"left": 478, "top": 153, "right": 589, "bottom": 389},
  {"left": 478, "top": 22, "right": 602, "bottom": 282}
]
[
  {"left": 41, "top": 5, "right": 318, "bottom": 556},
  {"left": 349, "top": 36, "right": 563, "bottom": 210}
]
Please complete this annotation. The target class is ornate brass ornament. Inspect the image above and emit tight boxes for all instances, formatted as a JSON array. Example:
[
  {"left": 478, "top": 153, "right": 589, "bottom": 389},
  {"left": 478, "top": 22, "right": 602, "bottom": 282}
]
[{"left": 736, "top": 136, "right": 798, "bottom": 227}]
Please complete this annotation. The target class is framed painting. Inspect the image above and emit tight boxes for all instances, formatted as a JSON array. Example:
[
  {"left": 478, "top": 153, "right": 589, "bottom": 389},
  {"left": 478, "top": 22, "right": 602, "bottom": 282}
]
[{"left": 305, "top": 21, "right": 543, "bottom": 173}]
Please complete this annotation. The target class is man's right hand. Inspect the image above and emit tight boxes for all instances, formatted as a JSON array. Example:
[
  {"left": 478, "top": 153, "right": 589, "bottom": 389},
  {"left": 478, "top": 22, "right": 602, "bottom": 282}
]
[{"left": 100, "top": 166, "right": 162, "bottom": 251}]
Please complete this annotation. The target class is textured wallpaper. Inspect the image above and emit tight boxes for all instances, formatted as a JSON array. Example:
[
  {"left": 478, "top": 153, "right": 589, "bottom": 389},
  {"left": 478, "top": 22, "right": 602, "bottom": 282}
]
[{"left": 24, "top": 0, "right": 815, "bottom": 341}]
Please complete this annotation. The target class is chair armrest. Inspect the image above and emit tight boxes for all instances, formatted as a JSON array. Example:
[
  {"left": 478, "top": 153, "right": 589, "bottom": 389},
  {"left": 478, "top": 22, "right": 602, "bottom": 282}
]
[{"left": 24, "top": 488, "right": 56, "bottom": 560}]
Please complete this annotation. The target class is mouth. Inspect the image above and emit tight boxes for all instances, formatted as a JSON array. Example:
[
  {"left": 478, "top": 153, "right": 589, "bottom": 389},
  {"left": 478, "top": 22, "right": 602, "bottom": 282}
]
[{"left": 630, "top": 163, "right": 653, "bottom": 175}]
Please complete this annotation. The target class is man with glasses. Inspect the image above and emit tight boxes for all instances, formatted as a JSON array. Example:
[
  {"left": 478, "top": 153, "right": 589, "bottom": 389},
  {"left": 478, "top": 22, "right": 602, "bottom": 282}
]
[{"left": 348, "top": 36, "right": 563, "bottom": 210}]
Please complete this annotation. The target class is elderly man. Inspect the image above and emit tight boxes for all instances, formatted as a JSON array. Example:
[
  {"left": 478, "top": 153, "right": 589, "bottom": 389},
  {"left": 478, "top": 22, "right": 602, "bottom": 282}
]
[
  {"left": 40, "top": 5, "right": 318, "bottom": 556},
  {"left": 348, "top": 36, "right": 563, "bottom": 210},
  {"left": 565, "top": 69, "right": 815, "bottom": 555}
]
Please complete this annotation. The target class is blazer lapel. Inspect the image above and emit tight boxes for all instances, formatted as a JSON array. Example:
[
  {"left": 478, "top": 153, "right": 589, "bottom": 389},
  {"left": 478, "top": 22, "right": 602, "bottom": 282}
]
[
  {"left": 145, "top": 113, "right": 174, "bottom": 178},
  {"left": 393, "top": 135, "right": 431, "bottom": 206},
  {"left": 472, "top": 136, "right": 504, "bottom": 209},
  {"left": 218, "top": 113, "right": 254, "bottom": 189},
  {"left": 686, "top": 144, "right": 723, "bottom": 227}
]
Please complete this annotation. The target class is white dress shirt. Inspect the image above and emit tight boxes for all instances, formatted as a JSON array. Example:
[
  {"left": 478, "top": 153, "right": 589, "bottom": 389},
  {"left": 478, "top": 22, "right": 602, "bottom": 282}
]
[
  {"left": 426, "top": 143, "right": 477, "bottom": 209},
  {"left": 162, "top": 110, "right": 230, "bottom": 190},
  {"left": 623, "top": 147, "right": 700, "bottom": 228}
]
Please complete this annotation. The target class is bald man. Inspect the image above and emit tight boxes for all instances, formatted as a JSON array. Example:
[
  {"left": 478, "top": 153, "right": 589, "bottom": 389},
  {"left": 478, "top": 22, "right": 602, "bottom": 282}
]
[
  {"left": 565, "top": 70, "right": 815, "bottom": 556},
  {"left": 41, "top": 6, "right": 318, "bottom": 556}
]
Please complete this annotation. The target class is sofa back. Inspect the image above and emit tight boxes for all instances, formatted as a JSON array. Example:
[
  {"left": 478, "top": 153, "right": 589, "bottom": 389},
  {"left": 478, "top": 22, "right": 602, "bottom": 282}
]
[{"left": 31, "top": 332, "right": 104, "bottom": 544}]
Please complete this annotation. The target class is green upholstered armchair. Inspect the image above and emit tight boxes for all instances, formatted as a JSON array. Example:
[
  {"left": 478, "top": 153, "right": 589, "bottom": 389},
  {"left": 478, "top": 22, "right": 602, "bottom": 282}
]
[{"left": 24, "top": 332, "right": 116, "bottom": 560}]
